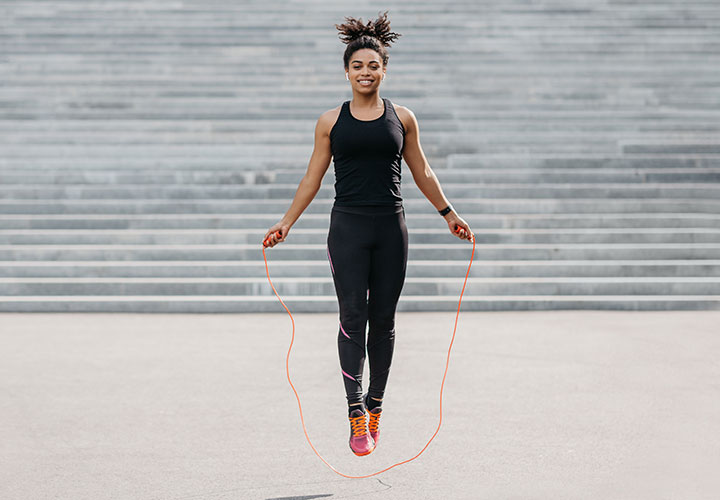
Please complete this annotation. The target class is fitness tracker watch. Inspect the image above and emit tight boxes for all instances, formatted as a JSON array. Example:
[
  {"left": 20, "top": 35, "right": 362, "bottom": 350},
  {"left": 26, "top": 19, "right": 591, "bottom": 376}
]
[{"left": 438, "top": 205, "right": 453, "bottom": 216}]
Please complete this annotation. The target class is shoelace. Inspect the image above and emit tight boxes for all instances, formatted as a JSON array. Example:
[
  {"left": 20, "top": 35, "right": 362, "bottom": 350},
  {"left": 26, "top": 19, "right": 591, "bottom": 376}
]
[
  {"left": 367, "top": 411, "right": 381, "bottom": 434},
  {"left": 349, "top": 414, "right": 368, "bottom": 437}
]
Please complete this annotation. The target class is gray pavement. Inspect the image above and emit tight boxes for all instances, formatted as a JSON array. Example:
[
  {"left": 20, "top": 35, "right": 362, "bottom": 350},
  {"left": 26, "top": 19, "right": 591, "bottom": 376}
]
[{"left": 1, "top": 310, "right": 719, "bottom": 500}]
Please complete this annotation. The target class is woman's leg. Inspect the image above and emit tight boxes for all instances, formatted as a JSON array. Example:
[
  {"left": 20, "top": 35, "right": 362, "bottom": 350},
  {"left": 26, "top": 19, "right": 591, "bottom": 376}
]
[
  {"left": 366, "top": 209, "right": 409, "bottom": 403},
  {"left": 327, "top": 209, "right": 373, "bottom": 409}
]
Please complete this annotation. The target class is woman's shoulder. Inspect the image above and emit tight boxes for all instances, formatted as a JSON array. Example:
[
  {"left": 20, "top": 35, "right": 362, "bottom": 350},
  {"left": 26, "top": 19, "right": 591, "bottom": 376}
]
[
  {"left": 317, "top": 103, "right": 345, "bottom": 136},
  {"left": 388, "top": 100, "right": 413, "bottom": 134}
]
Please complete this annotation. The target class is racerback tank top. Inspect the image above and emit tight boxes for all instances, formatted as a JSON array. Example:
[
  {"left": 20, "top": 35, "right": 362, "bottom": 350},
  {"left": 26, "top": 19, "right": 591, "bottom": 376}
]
[{"left": 329, "top": 97, "right": 406, "bottom": 211}]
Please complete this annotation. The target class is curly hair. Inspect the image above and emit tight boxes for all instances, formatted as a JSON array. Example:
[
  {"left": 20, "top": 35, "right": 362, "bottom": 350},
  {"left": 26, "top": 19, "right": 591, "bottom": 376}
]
[{"left": 335, "top": 10, "right": 402, "bottom": 69}]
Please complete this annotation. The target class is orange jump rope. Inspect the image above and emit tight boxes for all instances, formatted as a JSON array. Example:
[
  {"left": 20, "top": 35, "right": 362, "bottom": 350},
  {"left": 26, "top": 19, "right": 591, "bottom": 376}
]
[{"left": 262, "top": 225, "right": 475, "bottom": 478}]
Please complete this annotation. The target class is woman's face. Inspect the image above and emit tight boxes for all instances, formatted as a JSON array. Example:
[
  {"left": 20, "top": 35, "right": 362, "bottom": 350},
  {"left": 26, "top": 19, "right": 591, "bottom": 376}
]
[{"left": 346, "top": 49, "right": 385, "bottom": 92}]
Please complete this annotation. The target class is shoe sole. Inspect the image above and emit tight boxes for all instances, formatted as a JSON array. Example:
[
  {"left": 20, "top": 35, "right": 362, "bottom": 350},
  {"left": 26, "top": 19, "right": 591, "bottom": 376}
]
[{"left": 350, "top": 442, "right": 376, "bottom": 456}]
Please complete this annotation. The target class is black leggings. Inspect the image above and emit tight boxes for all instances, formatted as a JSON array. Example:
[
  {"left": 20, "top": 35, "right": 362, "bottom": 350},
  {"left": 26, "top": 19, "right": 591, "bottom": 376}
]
[{"left": 326, "top": 205, "right": 409, "bottom": 407}]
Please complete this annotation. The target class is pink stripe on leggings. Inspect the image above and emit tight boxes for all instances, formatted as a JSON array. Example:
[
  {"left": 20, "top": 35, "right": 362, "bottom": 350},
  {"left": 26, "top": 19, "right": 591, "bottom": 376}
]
[
  {"left": 326, "top": 246, "right": 335, "bottom": 275},
  {"left": 339, "top": 321, "right": 351, "bottom": 339},
  {"left": 342, "top": 369, "right": 358, "bottom": 383}
]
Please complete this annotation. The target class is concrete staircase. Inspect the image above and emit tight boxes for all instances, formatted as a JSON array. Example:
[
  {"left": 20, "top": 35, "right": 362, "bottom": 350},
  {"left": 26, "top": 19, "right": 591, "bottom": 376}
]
[{"left": 1, "top": 0, "right": 719, "bottom": 312}]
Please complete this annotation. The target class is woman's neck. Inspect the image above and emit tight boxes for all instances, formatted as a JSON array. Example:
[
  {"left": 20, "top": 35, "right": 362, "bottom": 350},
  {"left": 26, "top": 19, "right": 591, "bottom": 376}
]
[{"left": 350, "top": 92, "right": 383, "bottom": 109}]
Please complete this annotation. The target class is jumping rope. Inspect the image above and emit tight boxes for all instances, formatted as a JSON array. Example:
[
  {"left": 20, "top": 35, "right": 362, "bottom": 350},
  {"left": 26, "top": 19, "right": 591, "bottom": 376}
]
[{"left": 262, "top": 225, "right": 475, "bottom": 479}]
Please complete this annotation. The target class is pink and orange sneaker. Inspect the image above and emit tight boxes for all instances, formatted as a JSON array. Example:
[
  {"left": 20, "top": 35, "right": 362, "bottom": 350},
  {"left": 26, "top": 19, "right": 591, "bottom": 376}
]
[{"left": 348, "top": 408, "right": 376, "bottom": 456}]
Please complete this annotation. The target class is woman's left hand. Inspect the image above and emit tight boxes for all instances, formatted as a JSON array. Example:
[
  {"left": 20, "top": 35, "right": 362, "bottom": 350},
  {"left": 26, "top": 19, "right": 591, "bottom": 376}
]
[{"left": 445, "top": 213, "right": 474, "bottom": 243}]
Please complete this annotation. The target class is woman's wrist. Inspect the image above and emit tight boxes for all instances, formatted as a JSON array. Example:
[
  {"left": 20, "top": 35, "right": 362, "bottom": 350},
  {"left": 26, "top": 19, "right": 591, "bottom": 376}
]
[
  {"left": 438, "top": 204, "right": 453, "bottom": 216},
  {"left": 442, "top": 208, "right": 460, "bottom": 223}
]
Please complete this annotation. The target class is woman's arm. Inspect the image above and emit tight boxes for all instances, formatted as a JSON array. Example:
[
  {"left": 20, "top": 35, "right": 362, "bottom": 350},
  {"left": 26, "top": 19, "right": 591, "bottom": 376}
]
[
  {"left": 263, "top": 112, "right": 333, "bottom": 247},
  {"left": 399, "top": 106, "right": 474, "bottom": 242}
]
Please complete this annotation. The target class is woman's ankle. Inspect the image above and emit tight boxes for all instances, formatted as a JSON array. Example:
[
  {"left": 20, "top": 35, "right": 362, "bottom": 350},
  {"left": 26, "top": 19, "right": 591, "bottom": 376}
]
[
  {"left": 366, "top": 395, "right": 383, "bottom": 411},
  {"left": 348, "top": 402, "right": 363, "bottom": 416}
]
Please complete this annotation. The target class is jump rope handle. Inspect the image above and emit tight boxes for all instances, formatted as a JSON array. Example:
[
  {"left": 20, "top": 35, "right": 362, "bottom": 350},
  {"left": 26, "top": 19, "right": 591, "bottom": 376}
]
[
  {"left": 454, "top": 225, "right": 474, "bottom": 243},
  {"left": 263, "top": 230, "right": 283, "bottom": 248}
]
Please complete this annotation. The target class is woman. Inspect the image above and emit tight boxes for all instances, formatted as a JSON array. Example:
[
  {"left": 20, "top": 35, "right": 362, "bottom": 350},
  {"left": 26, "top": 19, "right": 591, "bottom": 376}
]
[{"left": 262, "top": 11, "right": 474, "bottom": 457}]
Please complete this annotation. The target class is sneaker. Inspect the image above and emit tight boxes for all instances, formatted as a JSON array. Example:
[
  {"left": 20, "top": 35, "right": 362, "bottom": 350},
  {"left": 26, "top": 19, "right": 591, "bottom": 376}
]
[
  {"left": 348, "top": 408, "right": 375, "bottom": 456},
  {"left": 363, "top": 393, "right": 383, "bottom": 444}
]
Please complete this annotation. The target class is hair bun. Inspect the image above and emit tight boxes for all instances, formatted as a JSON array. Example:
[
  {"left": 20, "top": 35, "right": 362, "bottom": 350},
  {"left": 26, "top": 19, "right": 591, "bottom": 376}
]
[{"left": 335, "top": 10, "right": 401, "bottom": 47}]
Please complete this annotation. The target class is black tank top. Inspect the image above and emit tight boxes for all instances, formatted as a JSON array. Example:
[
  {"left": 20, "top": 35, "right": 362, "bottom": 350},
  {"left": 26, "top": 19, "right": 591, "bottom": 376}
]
[{"left": 329, "top": 97, "right": 405, "bottom": 211}]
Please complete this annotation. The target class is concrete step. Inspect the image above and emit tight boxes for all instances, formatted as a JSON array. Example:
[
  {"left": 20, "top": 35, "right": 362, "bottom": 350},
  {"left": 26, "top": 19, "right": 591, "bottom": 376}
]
[
  {"left": 0, "top": 155, "right": 718, "bottom": 171},
  {"left": 275, "top": 168, "right": 720, "bottom": 184},
  {"left": 2, "top": 119, "right": 719, "bottom": 136},
  {"left": 2, "top": 167, "right": 720, "bottom": 185},
  {"left": 3, "top": 63, "right": 718, "bottom": 76},
  {"left": 0, "top": 142, "right": 621, "bottom": 157},
  {"left": 1, "top": 198, "right": 718, "bottom": 214},
  {"left": 0, "top": 158, "right": 307, "bottom": 170},
  {"left": 1, "top": 277, "right": 719, "bottom": 297},
  {"left": 1, "top": 183, "right": 719, "bottom": 200},
  {"left": 2, "top": 228, "right": 719, "bottom": 245},
  {"left": 1, "top": 295, "right": 718, "bottom": 313},
  {"left": 4, "top": 260, "right": 718, "bottom": 278},
  {"left": 2, "top": 244, "right": 719, "bottom": 261},
  {"left": 0, "top": 144, "right": 312, "bottom": 158},
  {"left": 1, "top": 213, "right": 718, "bottom": 230},
  {"left": 447, "top": 156, "right": 720, "bottom": 169},
  {"left": 3, "top": 59, "right": 719, "bottom": 73}
]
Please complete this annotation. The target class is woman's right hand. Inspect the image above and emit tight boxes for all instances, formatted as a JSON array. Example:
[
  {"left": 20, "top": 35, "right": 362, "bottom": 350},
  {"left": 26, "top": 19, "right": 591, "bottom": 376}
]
[
  {"left": 262, "top": 221, "right": 291, "bottom": 248},
  {"left": 445, "top": 213, "right": 474, "bottom": 243}
]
